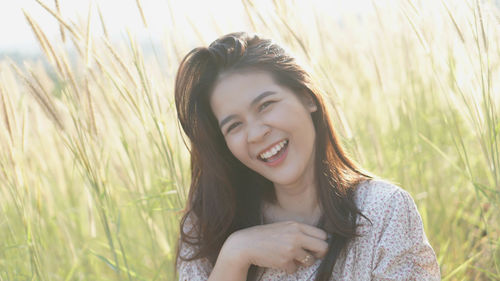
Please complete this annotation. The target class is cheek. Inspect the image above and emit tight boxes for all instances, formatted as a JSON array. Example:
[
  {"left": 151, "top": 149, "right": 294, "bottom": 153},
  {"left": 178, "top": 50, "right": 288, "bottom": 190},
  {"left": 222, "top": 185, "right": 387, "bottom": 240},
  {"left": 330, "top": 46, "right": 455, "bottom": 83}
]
[
  {"left": 266, "top": 104, "right": 308, "bottom": 129},
  {"left": 225, "top": 136, "right": 248, "bottom": 162},
  {"left": 263, "top": 106, "right": 290, "bottom": 126}
]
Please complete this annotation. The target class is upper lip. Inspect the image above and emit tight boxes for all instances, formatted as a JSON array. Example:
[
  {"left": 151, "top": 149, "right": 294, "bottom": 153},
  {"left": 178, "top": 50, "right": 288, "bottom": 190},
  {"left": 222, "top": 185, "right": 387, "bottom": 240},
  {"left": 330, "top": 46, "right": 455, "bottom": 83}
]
[{"left": 256, "top": 139, "right": 288, "bottom": 158}]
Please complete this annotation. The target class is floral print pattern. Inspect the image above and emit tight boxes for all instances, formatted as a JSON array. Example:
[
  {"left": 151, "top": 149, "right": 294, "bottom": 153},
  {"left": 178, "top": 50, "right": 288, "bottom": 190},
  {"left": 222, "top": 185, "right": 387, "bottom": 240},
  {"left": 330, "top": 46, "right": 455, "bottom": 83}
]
[{"left": 177, "top": 179, "right": 441, "bottom": 280}]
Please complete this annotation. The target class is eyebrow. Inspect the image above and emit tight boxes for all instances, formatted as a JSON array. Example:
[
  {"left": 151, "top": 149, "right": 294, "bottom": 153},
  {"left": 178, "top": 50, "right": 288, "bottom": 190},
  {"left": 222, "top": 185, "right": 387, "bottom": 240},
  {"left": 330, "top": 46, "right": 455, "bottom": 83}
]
[{"left": 218, "top": 91, "right": 277, "bottom": 129}]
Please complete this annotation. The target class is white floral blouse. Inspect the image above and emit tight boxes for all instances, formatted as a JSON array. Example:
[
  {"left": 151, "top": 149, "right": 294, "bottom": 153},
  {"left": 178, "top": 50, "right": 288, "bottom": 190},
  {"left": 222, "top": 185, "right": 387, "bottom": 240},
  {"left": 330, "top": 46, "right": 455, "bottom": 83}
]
[{"left": 177, "top": 179, "right": 441, "bottom": 280}]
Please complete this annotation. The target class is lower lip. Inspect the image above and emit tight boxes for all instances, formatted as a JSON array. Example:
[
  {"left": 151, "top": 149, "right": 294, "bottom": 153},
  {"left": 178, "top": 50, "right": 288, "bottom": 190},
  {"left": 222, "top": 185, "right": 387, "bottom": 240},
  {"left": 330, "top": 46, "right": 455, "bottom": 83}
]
[{"left": 263, "top": 144, "right": 289, "bottom": 167}]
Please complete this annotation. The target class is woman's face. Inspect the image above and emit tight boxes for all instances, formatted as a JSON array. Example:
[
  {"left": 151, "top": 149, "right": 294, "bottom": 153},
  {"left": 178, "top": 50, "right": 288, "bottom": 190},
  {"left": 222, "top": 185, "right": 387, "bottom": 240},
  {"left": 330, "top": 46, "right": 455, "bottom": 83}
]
[{"left": 210, "top": 71, "right": 317, "bottom": 187}]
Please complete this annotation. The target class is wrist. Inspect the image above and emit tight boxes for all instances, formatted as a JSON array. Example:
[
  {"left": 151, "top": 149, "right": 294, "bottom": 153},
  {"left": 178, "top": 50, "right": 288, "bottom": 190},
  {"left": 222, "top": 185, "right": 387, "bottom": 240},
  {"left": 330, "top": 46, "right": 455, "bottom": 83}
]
[
  {"left": 208, "top": 234, "right": 251, "bottom": 281},
  {"left": 219, "top": 232, "right": 252, "bottom": 270}
]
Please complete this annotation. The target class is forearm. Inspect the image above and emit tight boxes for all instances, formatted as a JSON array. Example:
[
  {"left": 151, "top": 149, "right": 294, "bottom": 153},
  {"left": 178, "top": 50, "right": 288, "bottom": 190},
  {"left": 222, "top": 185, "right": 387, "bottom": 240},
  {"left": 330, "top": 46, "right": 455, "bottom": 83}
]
[
  {"left": 208, "top": 235, "right": 250, "bottom": 281},
  {"left": 208, "top": 252, "right": 249, "bottom": 281}
]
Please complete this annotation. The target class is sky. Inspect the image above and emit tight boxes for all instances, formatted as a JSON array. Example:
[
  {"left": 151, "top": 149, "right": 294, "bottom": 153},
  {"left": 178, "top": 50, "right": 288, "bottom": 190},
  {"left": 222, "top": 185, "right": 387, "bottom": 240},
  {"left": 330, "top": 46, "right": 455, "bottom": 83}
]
[
  {"left": 0, "top": 0, "right": 379, "bottom": 54},
  {"left": 0, "top": 0, "right": 199, "bottom": 53}
]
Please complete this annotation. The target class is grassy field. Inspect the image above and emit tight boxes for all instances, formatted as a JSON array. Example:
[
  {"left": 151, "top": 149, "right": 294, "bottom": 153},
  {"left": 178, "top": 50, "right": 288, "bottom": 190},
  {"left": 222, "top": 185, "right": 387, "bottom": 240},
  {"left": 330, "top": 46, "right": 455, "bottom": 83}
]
[{"left": 0, "top": 0, "right": 499, "bottom": 280}]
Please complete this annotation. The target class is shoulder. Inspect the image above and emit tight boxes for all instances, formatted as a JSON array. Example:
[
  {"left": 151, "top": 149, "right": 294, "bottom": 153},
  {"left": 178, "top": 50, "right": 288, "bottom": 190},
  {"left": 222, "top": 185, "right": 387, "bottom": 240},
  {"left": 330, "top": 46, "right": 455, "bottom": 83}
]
[
  {"left": 352, "top": 178, "right": 421, "bottom": 229},
  {"left": 353, "top": 178, "right": 410, "bottom": 212},
  {"left": 351, "top": 180, "right": 441, "bottom": 279}
]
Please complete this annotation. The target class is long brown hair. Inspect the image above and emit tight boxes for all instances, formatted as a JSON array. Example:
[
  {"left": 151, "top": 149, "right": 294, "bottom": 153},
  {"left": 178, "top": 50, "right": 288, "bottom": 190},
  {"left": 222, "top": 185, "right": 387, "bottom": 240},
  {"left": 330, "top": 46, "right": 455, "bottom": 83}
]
[{"left": 174, "top": 32, "right": 374, "bottom": 281}]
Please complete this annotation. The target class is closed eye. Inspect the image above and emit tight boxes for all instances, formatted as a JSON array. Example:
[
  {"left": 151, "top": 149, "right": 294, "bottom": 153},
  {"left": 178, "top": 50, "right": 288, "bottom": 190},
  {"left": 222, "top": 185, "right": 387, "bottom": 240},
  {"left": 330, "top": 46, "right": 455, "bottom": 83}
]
[
  {"left": 226, "top": 121, "right": 242, "bottom": 134},
  {"left": 259, "top": 100, "right": 276, "bottom": 112}
]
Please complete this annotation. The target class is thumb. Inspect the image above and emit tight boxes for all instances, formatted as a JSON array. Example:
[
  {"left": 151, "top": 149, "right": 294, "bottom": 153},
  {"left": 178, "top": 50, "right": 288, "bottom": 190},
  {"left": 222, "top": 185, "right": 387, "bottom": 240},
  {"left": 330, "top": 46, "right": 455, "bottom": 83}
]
[{"left": 284, "top": 261, "right": 298, "bottom": 274}]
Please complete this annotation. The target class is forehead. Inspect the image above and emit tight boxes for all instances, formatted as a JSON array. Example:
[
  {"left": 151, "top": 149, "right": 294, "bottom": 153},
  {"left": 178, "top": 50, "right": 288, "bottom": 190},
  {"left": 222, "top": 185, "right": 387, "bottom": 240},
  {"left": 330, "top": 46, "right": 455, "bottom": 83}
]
[{"left": 210, "top": 71, "right": 282, "bottom": 115}]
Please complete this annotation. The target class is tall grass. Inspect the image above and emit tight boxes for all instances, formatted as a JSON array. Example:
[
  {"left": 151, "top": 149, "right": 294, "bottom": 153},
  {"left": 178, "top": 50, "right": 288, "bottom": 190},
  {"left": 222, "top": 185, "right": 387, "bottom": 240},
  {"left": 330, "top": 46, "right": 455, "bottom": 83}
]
[{"left": 0, "top": 0, "right": 498, "bottom": 280}]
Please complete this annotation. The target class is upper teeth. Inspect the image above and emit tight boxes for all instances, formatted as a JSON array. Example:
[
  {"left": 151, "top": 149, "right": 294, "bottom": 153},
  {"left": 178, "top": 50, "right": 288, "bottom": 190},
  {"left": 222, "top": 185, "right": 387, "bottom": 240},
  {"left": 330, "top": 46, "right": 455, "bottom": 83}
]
[{"left": 260, "top": 140, "right": 287, "bottom": 159}]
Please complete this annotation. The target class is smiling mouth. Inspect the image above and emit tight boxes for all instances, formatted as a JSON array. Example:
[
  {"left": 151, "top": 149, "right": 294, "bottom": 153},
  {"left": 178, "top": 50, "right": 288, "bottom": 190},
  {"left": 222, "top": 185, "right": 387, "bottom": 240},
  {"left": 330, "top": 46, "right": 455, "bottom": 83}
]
[{"left": 258, "top": 139, "right": 289, "bottom": 162}]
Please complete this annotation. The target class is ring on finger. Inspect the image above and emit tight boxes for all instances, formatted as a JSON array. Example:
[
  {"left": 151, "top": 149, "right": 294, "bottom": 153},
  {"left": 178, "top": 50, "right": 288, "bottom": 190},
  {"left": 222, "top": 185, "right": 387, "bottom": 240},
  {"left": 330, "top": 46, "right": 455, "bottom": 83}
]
[{"left": 300, "top": 254, "right": 312, "bottom": 264}]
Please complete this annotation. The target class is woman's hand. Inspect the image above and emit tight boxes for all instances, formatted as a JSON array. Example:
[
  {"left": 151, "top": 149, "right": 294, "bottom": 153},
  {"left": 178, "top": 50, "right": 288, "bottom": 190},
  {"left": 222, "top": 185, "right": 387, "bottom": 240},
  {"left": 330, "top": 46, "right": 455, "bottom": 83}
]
[{"left": 221, "top": 221, "right": 329, "bottom": 274}]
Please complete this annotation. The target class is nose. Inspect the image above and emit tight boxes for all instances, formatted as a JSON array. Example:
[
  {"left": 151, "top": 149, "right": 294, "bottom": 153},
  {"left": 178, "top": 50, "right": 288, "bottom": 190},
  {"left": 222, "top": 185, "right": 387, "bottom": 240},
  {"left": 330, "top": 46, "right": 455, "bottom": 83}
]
[{"left": 247, "top": 122, "right": 271, "bottom": 143}]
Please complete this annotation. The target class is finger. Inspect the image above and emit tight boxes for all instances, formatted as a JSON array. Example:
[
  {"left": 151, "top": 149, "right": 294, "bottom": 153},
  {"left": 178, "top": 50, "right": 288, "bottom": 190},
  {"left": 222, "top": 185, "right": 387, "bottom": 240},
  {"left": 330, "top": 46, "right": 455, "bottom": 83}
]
[
  {"left": 295, "top": 222, "right": 328, "bottom": 241},
  {"left": 298, "top": 234, "right": 329, "bottom": 259},
  {"left": 294, "top": 248, "right": 316, "bottom": 267},
  {"left": 284, "top": 261, "right": 298, "bottom": 274}
]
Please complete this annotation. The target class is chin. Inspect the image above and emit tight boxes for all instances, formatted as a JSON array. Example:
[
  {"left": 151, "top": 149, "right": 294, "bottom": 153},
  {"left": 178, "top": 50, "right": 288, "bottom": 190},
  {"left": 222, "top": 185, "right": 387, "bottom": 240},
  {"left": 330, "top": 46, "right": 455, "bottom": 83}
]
[{"left": 268, "top": 176, "right": 301, "bottom": 187}]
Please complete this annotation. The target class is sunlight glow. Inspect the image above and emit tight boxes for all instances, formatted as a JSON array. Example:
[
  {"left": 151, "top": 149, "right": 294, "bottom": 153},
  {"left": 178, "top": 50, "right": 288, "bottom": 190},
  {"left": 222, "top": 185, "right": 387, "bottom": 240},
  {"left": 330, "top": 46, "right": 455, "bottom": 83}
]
[{"left": 0, "top": 0, "right": 378, "bottom": 53}]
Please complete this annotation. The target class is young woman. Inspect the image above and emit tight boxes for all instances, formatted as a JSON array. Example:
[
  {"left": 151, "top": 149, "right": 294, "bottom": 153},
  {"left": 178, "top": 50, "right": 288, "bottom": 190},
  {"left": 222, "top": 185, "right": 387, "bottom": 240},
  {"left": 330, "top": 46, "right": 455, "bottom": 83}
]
[{"left": 174, "top": 32, "right": 440, "bottom": 281}]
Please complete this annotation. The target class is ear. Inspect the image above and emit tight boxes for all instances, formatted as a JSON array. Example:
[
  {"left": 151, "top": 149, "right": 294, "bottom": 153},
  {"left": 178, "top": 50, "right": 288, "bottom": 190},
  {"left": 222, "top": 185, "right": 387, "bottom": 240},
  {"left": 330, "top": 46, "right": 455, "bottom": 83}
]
[{"left": 303, "top": 95, "right": 318, "bottom": 113}]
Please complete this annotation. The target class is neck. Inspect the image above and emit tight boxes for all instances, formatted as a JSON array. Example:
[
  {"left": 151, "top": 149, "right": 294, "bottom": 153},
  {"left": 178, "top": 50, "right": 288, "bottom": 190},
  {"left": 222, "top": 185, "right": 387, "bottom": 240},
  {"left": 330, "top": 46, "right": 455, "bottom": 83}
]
[{"left": 264, "top": 178, "right": 321, "bottom": 226}]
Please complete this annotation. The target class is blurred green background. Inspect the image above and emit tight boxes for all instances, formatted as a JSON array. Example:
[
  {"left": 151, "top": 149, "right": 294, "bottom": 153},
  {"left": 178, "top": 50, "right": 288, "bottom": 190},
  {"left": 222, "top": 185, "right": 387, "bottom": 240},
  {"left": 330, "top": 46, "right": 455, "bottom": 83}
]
[{"left": 0, "top": 0, "right": 499, "bottom": 280}]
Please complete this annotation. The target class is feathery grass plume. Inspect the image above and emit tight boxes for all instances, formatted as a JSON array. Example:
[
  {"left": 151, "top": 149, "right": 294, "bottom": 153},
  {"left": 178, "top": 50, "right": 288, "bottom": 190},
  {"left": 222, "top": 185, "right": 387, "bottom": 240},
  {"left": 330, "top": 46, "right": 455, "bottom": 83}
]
[
  {"left": 101, "top": 37, "right": 138, "bottom": 87},
  {"left": 400, "top": 4, "right": 431, "bottom": 55},
  {"left": 271, "top": 0, "right": 311, "bottom": 61},
  {"left": 1, "top": 62, "right": 25, "bottom": 156},
  {"left": 59, "top": 49, "right": 81, "bottom": 101},
  {"left": 68, "top": 31, "right": 84, "bottom": 57},
  {"left": 82, "top": 2, "right": 97, "bottom": 137},
  {"left": 164, "top": 0, "right": 184, "bottom": 62},
  {"left": 241, "top": 0, "right": 257, "bottom": 31},
  {"left": 54, "top": 0, "right": 65, "bottom": 42},
  {"left": 10, "top": 63, "right": 64, "bottom": 131},
  {"left": 441, "top": 0, "right": 466, "bottom": 43},
  {"left": 90, "top": 42, "right": 144, "bottom": 122},
  {"left": 84, "top": 76, "right": 98, "bottom": 137},
  {"left": 128, "top": 30, "right": 151, "bottom": 106},
  {"left": 34, "top": 0, "right": 82, "bottom": 41},
  {"left": 96, "top": 3, "right": 109, "bottom": 39},
  {"left": 84, "top": 1, "right": 93, "bottom": 69},
  {"left": 90, "top": 53, "right": 141, "bottom": 121},
  {"left": 242, "top": 0, "right": 271, "bottom": 31},
  {"left": 0, "top": 84, "right": 14, "bottom": 146},
  {"left": 0, "top": 95, "right": 48, "bottom": 281},
  {"left": 135, "top": 0, "right": 148, "bottom": 28},
  {"left": 1, "top": 0, "right": 499, "bottom": 279},
  {"left": 23, "top": 10, "right": 66, "bottom": 78},
  {"left": 23, "top": 11, "right": 56, "bottom": 67},
  {"left": 62, "top": 126, "right": 124, "bottom": 278},
  {"left": 125, "top": 31, "right": 182, "bottom": 187}
]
